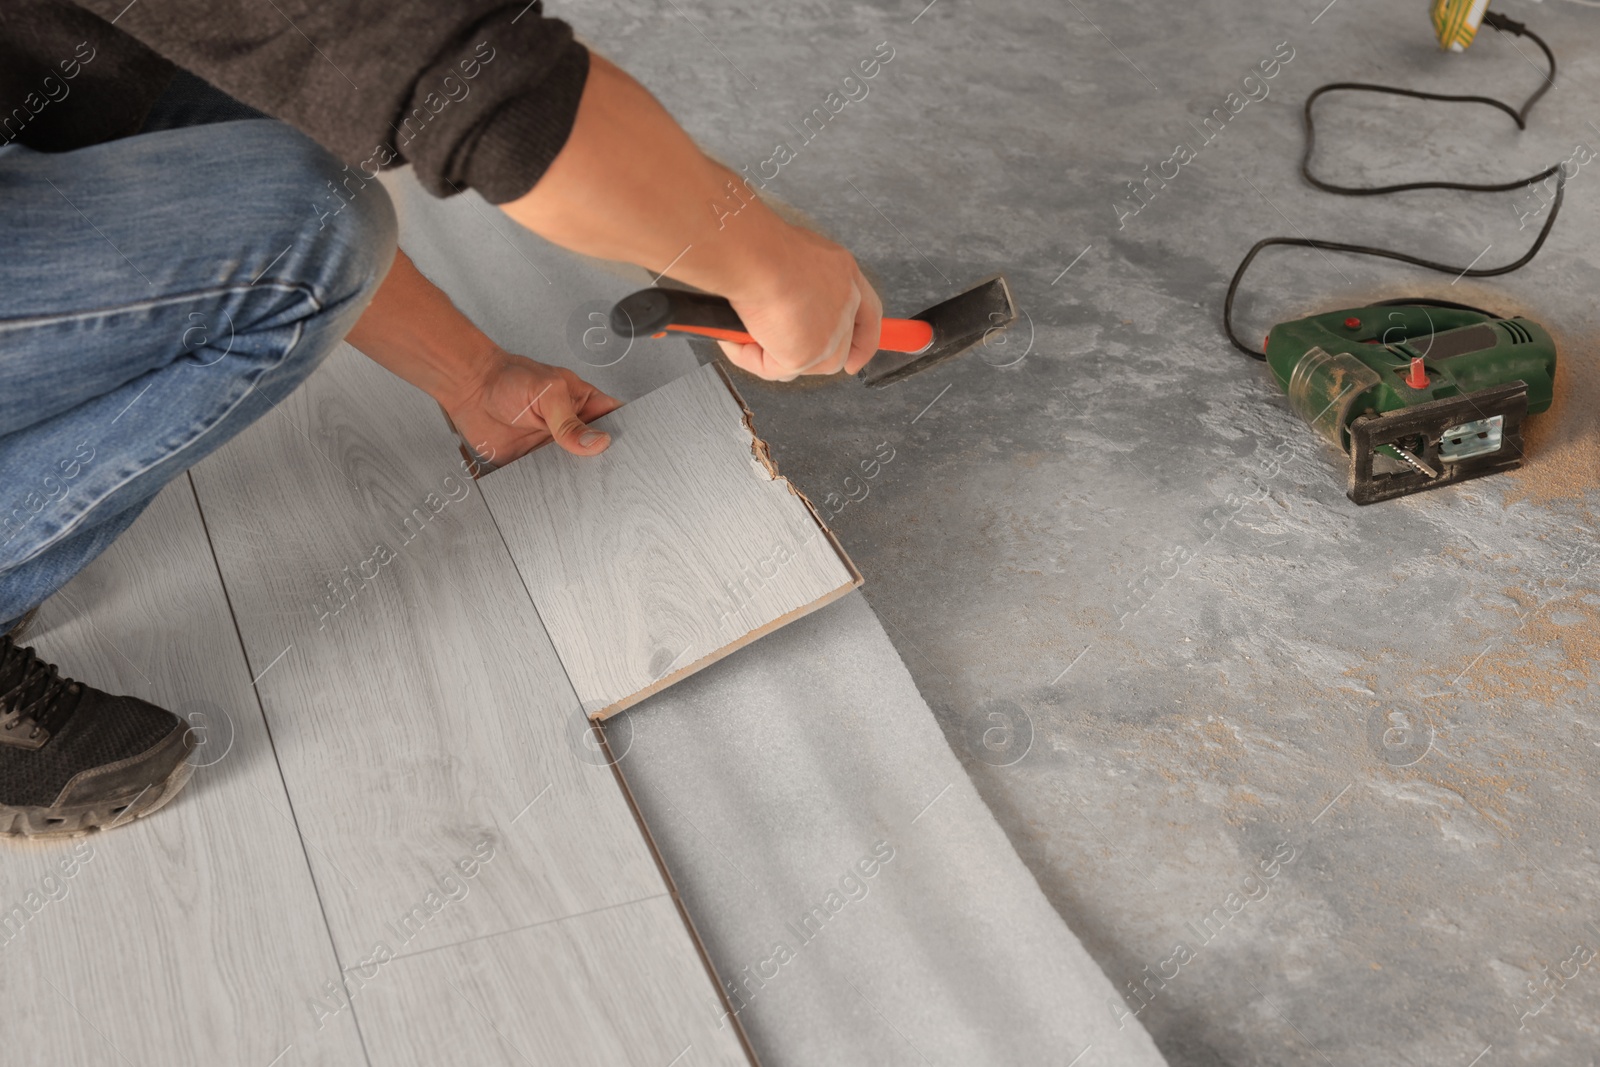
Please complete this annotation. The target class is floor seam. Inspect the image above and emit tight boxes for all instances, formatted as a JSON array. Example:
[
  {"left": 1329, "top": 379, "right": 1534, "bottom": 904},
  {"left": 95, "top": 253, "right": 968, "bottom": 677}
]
[
  {"left": 382, "top": 891, "right": 673, "bottom": 965},
  {"left": 186, "top": 468, "right": 379, "bottom": 1067}
]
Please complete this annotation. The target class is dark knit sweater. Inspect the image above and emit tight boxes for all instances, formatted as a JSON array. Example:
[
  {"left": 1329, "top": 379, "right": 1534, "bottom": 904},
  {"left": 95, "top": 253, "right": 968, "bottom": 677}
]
[{"left": 0, "top": 0, "right": 590, "bottom": 203}]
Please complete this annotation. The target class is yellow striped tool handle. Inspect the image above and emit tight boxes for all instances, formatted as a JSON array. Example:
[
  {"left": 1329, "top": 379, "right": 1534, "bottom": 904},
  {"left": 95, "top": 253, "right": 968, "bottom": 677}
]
[{"left": 1431, "top": 0, "right": 1490, "bottom": 52}]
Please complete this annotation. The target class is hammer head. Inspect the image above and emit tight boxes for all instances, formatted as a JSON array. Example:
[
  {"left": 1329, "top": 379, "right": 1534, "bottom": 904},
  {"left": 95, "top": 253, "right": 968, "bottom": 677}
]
[{"left": 858, "top": 274, "right": 1018, "bottom": 387}]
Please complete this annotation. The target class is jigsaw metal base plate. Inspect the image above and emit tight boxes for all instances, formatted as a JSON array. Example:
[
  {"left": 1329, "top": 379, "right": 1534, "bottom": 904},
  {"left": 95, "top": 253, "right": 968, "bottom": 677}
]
[{"left": 1346, "top": 382, "right": 1528, "bottom": 505}]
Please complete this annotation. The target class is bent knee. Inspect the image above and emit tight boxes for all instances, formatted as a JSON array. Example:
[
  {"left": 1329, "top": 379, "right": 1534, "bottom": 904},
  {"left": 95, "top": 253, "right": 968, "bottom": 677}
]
[
  {"left": 300, "top": 151, "right": 399, "bottom": 313},
  {"left": 221, "top": 121, "right": 398, "bottom": 315}
]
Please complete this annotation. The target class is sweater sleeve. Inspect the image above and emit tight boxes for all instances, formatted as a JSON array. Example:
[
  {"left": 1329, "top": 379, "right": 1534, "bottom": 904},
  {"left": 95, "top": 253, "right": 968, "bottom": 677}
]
[{"left": 69, "top": 0, "right": 589, "bottom": 203}]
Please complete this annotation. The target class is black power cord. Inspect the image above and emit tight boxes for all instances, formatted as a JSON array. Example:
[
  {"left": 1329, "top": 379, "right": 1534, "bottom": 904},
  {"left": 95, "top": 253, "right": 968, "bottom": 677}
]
[{"left": 1223, "top": 12, "right": 1566, "bottom": 360}]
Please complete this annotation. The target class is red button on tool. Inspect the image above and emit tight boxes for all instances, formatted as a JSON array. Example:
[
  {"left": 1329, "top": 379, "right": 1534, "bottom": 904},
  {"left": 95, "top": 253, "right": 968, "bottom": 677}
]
[
  {"left": 1406, "top": 356, "right": 1429, "bottom": 389},
  {"left": 1344, "top": 317, "right": 1361, "bottom": 329}
]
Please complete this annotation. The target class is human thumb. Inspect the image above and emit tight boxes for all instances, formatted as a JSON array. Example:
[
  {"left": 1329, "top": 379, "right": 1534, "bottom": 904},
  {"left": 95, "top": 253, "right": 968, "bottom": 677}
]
[{"left": 541, "top": 382, "right": 611, "bottom": 456}]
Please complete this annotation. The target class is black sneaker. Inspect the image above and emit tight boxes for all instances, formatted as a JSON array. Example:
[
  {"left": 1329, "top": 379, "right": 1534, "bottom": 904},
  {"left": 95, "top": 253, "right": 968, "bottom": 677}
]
[{"left": 1, "top": 634, "right": 195, "bottom": 838}]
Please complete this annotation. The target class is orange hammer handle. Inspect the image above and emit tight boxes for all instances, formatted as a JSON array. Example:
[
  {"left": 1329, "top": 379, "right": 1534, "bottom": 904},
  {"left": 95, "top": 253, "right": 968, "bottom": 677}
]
[
  {"left": 612, "top": 288, "right": 934, "bottom": 354},
  {"left": 662, "top": 317, "right": 934, "bottom": 354}
]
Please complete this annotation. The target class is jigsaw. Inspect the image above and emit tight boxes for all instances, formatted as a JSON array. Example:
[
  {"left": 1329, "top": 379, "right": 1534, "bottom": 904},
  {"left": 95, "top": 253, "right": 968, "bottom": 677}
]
[{"left": 1263, "top": 302, "right": 1556, "bottom": 504}]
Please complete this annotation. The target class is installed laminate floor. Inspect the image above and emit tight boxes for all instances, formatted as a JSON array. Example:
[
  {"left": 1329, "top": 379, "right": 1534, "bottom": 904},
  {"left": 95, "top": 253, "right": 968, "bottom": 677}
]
[
  {"left": 7, "top": 478, "right": 366, "bottom": 1067},
  {"left": 1, "top": 343, "right": 749, "bottom": 1066}
]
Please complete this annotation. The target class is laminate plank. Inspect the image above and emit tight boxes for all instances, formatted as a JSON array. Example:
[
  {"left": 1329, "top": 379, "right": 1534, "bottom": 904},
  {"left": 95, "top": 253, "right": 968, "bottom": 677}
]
[
  {"left": 357, "top": 895, "right": 748, "bottom": 1067},
  {"left": 2, "top": 479, "right": 368, "bottom": 1067},
  {"left": 480, "top": 363, "right": 861, "bottom": 718},
  {"left": 188, "top": 344, "right": 672, "bottom": 960}
]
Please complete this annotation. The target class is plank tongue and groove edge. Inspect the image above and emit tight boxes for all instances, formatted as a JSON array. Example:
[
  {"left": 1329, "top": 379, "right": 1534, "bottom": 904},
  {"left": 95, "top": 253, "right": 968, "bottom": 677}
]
[{"left": 480, "top": 362, "right": 862, "bottom": 720}]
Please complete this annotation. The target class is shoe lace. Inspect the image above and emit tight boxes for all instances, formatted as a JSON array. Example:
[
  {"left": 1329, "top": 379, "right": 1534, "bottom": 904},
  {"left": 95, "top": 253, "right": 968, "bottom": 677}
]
[{"left": 0, "top": 635, "right": 84, "bottom": 742}]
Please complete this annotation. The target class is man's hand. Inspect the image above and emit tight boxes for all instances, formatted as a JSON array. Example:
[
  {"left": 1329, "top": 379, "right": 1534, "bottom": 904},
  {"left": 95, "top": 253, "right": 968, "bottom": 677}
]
[
  {"left": 501, "top": 55, "right": 884, "bottom": 383},
  {"left": 443, "top": 352, "right": 621, "bottom": 465},
  {"left": 345, "top": 249, "right": 619, "bottom": 467}
]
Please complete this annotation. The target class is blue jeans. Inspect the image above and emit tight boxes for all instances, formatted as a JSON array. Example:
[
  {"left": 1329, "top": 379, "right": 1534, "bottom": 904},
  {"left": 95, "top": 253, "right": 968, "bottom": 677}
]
[{"left": 0, "top": 73, "right": 398, "bottom": 631}]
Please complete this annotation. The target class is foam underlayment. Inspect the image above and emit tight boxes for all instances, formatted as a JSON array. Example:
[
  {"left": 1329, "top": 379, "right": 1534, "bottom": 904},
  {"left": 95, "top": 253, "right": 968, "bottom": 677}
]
[{"left": 386, "top": 172, "right": 1166, "bottom": 1065}]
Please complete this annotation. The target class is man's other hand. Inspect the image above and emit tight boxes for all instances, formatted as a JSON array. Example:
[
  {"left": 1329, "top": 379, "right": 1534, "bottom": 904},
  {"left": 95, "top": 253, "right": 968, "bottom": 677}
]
[
  {"left": 715, "top": 224, "right": 884, "bottom": 382},
  {"left": 499, "top": 55, "right": 885, "bottom": 384}
]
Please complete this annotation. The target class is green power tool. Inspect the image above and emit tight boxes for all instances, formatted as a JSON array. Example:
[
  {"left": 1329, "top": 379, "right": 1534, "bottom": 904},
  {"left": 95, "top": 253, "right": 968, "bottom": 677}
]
[
  {"left": 1225, "top": 6, "right": 1566, "bottom": 506},
  {"left": 1264, "top": 302, "right": 1555, "bottom": 504}
]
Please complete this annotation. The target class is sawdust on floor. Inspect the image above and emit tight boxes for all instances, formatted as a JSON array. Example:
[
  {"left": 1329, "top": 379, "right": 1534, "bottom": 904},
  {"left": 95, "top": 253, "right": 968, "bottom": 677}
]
[
  {"left": 1462, "top": 587, "right": 1600, "bottom": 705},
  {"left": 1504, "top": 323, "right": 1600, "bottom": 514}
]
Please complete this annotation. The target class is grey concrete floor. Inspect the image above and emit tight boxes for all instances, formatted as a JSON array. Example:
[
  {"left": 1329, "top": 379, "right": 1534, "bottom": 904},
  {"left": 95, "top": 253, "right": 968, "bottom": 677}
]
[{"left": 579, "top": 1, "right": 1600, "bottom": 1064}]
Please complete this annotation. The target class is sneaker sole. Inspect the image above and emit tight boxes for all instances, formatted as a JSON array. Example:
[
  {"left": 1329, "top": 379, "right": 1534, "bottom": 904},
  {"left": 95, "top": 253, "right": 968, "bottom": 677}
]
[{"left": 0, "top": 731, "right": 199, "bottom": 839}]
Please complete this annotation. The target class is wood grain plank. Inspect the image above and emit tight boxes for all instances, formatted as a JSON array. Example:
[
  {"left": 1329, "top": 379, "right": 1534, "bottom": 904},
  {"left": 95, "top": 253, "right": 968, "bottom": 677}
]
[
  {"left": 188, "top": 345, "right": 671, "bottom": 961},
  {"left": 480, "top": 363, "right": 860, "bottom": 718},
  {"left": 1, "top": 479, "right": 368, "bottom": 1067},
  {"left": 357, "top": 895, "right": 748, "bottom": 1067}
]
